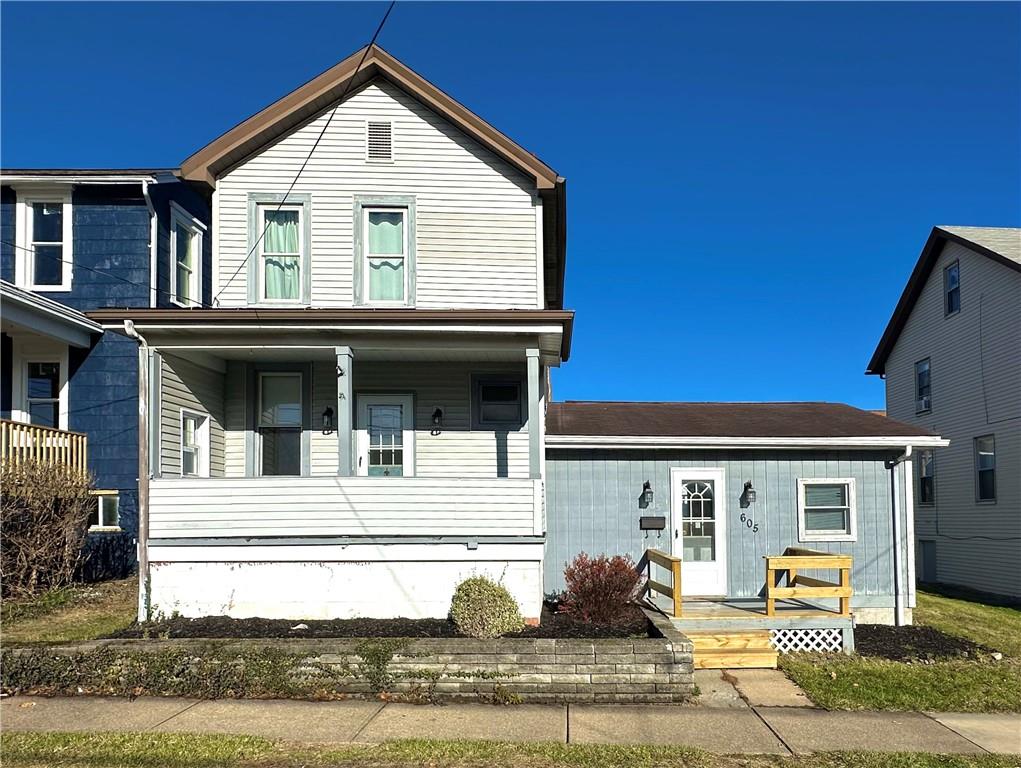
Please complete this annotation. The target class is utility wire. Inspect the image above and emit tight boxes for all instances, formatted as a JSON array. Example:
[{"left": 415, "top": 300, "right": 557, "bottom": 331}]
[{"left": 214, "top": 0, "right": 397, "bottom": 306}]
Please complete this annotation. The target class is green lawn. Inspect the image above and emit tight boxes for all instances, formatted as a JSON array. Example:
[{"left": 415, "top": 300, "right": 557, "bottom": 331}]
[
  {"left": 2, "top": 733, "right": 1016, "bottom": 768},
  {"left": 781, "top": 588, "right": 1021, "bottom": 712},
  {"left": 1, "top": 577, "right": 137, "bottom": 645}
]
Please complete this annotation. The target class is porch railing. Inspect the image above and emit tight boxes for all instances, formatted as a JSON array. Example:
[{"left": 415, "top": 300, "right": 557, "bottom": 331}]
[
  {"left": 764, "top": 547, "right": 852, "bottom": 617},
  {"left": 0, "top": 419, "right": 88, "bottom": 473},
  {"left": 644, "top": 548, "right": 683, "bottom": 618}
]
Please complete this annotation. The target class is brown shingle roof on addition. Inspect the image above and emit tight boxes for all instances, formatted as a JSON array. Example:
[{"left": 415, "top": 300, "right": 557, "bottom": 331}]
[{"left": 546, "top": 401, "right": 936, "bottom": 438}]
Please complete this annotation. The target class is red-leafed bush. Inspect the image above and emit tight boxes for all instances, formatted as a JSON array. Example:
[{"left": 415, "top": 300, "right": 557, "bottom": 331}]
[{"left": 561, "top": 553, "right": 643, "bottom": 626}]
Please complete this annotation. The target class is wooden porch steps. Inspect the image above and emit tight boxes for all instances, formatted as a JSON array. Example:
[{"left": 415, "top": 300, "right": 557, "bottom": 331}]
[{"left": 686, "top": 630, "right": 778, "bottom": 670}]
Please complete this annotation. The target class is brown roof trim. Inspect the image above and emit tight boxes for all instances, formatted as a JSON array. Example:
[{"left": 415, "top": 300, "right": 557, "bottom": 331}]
[
  {"left": 86, "top": 307, "right": 574, "bottom": 360},
  {"left": 867, "top": 227, "right": 1021, "bottom": 375},
  {"left": 179, "top": 45, "right": 560, "bottom": 190}
]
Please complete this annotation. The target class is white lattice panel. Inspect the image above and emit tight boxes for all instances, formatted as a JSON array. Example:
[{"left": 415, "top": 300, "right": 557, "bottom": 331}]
[{"left": 770, "top": 628, "right": 844, "bottom": 653}]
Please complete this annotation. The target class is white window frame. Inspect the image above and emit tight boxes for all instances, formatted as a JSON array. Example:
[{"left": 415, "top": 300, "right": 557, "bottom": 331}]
[
  {"left": 797, "top": 478, "right": 857, "bottom": 542},
  {"left": 89, "top": 490, "right": 121, "bottom": 531},
  {"left": 19, "top": 351, "right": 69, "bottom": 430},
  {"left": 914, "top": 358, "right": 931, "bottom": 413},
  {"left": 362, "top": 206, "right": 409, "bottom": 306},
  {"left": 355, "top": 393, "right": 416, "bottom": 477},
  {"left": 917, "top": 448, "right": 936, "bottom": 507},
  {"left": 974, "top": 434, "right": 996, "bottom": 503},
  {"left": 180, "top": 409, "right": 210, "bottom": 478},
  {"left": 169, "top": 202, "right": 205, "bottom": 308},
  {"left": 365, "top": 119, "right": 394, "bottom": 163},
  {"left": 14, "top": 188, "right": 73, "bottom": 291},
  {"left": 258, "top": 204, "right": 304, "bottom": 304}
]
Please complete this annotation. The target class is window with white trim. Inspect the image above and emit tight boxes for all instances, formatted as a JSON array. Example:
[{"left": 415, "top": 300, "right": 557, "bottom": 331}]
[
  {"left": 364, "top": 207, "right": 408, "bottom": 303},
  {"left": 797, "top": 478, "right": 857, "bottom": 542},
  {"left": 25, "top": 361, "right": 60, "bottom": 427},
  {"left": 15, "top": 191, "right": 73, "bottom": 290},
  {"left": 918, "top": 449, "right": 935, "bottom": 506},
  {"left": 944, "top": 261, "right": 960, "bottom": 315},
  {"left": 259, "top": 205, "right": 302, "bottom": 302},
  {"left": 89, "top": 491, "right": 120, "bottom": 530},
  {"left": 974, "top": 435, "right": 996, "bottom": 502},
  {"left": 180, "top": 410, "right": 209, "bottom": 477},
  {"left": 915, "top": 358, "right": 931, "bottom": 413},
  {"left": 170, "top": 204, "right": 204, "bottom": 307}
]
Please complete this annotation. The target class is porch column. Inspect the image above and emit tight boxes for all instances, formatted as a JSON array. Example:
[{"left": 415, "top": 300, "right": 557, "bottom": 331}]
[
  {"left": 336, "top": 346, "right": 354, "bottom": 476},
  {"left": 526, "top": 348, "right": 541, "bottom": 480}
]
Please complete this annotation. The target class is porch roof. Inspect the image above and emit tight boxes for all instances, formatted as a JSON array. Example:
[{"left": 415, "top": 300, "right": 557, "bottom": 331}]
[
  {"left": 1, "top": 280, "right": 103, "bottom": 347},
  {"left": 87, "top": 307, "right": 574, "bottom": 363}
]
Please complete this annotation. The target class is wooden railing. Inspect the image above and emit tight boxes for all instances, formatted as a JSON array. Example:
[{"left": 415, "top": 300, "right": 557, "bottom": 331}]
[
  {"left": 644, "top": 548, "right": 683, "bottom": 618},
  {"left": 764, "top": 547, "right": 852, "bottom": 617},
  {"left": 0, "top": 419, "right": 88, "bottom": 473}
]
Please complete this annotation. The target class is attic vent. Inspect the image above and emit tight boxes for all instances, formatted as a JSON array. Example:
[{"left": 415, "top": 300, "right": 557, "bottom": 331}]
[{"left": 366, "top": 121, "right": 393, "bottom": 161}]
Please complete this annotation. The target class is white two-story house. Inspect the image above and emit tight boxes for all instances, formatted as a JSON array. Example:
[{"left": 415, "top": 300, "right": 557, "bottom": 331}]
[{"left": 91, "top": 45, "right": 570, "bottom": 621}]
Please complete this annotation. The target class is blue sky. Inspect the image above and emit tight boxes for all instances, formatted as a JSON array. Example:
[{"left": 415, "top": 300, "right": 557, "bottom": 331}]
[{"left": 3, "top": 2, "right": 1019, "bottom": 409}]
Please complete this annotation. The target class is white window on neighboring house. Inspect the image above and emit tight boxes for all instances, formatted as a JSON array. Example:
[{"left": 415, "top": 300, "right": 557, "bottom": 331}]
[
  {"left": 975, "top": 435, "right": 996, "bottom": 503},
  {"left": 364, "top": 207, "right": 408, "bottom": 304},
  {"left": 170, "top": 203, "right": 204, "bottom": 307},
  {"left": 25, "top": 361, "right": 61, "bottom": 428},
  {"left": 915, "top": 358, "right": 931, "bottom": 413},
  {"left": 180, "top": 410, "right": 209, "bottom": 477},
  {"left": 89, "top": 491, "right": 120, "bottom": 530},
  {"left": 944, "top": 261, "right": 960, "bottom": 315},
  {"left": 797, "top": 478, "right": 857, "bottom": 542},
  {"left": 918, "top": 449, "right": 935, "bottom": 506},
  {"left": 15, "top": 191, "right": 73, "bottom": 290},
  {"left": 259, "top": 206, "right": 302, "bottom": 302}
]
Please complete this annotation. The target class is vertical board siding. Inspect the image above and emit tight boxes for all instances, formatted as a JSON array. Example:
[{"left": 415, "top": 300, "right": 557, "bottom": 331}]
[
  {"left": 885, "top": 241, "right": 1021, "bottom": 598},
  {"left": 216, "top": 81, "right": 539, "bottom": 309},
  {"left": 159, "top": 354, "right": 226, "bottom": 477},
  {"left": 544, "top": 449, "right": 899, "bottom": 600}
]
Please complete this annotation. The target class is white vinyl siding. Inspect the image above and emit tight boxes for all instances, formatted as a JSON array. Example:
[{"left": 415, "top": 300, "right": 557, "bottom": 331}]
[
  {"left": 885, "top": 240, "right": 1021, "bottom": 598},
  {"left": 159, "top": 355, "right": 226, "bottom": 478},
  {"left": 215, "top": 80, "right": 539, "bottom": 309}
]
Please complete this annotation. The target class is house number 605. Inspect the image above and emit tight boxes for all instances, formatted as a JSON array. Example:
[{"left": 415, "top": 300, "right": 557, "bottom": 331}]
[{"left": 739, "top": 512, "right": 759, "bottom": 533}]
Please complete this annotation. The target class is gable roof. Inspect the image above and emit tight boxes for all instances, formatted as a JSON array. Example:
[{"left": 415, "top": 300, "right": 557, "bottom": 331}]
[
  {"left": 546, "top": 401, "right": 937, "bottom": 442},
  {"left": 179, "top": 44, "right": 560, "bottom": 190},
  {"left": 866, "top": 225, "right": 1021, "bottom": 376}
]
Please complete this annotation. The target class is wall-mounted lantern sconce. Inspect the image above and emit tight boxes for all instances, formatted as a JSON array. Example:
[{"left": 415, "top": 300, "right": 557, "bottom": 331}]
[
  {"left": 322, "top": 406, "right": 335, "bottom": 435},
  {"left": 639, "top": 480, "right": 654, "bottom": 509},
  {"left": 741, "top": 480, "right": 757, "bottom": 508},
  {"left": 430, "top": 407, "right": 444, "bottom": 435}
]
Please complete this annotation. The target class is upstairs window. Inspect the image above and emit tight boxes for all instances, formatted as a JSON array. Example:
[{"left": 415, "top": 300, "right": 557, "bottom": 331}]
[
  {"left": 365, "top": 208, "right": 407, "bottom": 303},
  {"left": 915, "top": 358, "right": 931, "bottom": 413},
  {"left": 974, "top": 435, "right": 996, "bottom": 502},
  {"left": 260, "top": 206, "right": 302, "bottom": 302},
  {"left": 797, "top": 478, "right": 857, "bottom": 542},
  {"left": 366, "top": 121, "right": 393, "bottom": 162},
  {"left": 170, "top": 204, "right": 204, "bottom": 307},
  {"left": 16, "top": 192, "right": 72, "bottom": 290},
  {"left": 918, "top": 449, "right": 935, "bottom": 506},
  {"left": 944, "top": 261, "right": 960, "bottom": 315}
]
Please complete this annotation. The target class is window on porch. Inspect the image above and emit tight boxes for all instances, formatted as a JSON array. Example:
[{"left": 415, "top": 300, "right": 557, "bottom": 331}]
[{"left": 258, "top": 372, "right": 302, "bottom": 476}]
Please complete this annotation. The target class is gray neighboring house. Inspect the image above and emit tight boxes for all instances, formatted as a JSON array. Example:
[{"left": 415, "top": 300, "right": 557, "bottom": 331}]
[{"left": 868, "top": 226, "right": 1021, "bottom": 602}]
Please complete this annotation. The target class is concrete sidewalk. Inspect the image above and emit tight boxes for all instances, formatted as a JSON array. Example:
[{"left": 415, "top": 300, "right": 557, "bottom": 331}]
[{"left": 2, "top": 696, "right": 1019, "bottom": 755}]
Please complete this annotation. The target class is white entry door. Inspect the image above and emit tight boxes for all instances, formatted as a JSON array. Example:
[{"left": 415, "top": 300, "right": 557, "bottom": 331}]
[
  {"left": 671, "top": 468, "right": 728, "bottom": 596},
  {"left": 356, "top": 394, "right": 415, "bottom": 477}
]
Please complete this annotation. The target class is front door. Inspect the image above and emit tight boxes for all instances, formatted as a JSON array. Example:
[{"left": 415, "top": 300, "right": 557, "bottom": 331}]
[
  {"left": 356, "top": 394, "right": 415, "bottom": 477},
  {"left": 671, "top": 468, "right": 728, "bottom": 596}
]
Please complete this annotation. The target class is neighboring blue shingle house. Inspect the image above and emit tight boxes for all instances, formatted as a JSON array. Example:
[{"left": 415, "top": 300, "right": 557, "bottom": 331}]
[{"left": 0, "top": 169, "right": 210, "bottom": 579}]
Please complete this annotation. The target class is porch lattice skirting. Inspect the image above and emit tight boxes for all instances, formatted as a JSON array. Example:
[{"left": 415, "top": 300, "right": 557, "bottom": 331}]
[{"left": 770, "top": 628, "right": 845, "bottom": 653}]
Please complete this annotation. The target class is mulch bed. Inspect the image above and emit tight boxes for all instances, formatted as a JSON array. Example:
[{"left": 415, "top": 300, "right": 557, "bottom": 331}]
[
  {"left": 107, "top": 603, "right": 650, "bottom": 641},
  {"left": 855, "top": 623, "right": 997, "bottom": 662}
]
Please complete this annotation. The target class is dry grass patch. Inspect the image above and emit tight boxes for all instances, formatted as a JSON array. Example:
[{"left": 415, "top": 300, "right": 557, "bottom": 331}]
[{"left": 1, "top": 576, "right": 137, "bottom": 645}]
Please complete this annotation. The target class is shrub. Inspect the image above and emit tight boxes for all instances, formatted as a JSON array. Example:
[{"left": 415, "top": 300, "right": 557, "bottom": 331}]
[
  {"left": 1, "top": 461, "right": 94, "bottom": 598},
  {"left": 449, "top": 575, "right": 524, "bottom": 639},
  {"left": 562, "top": 553, "right": 643, "bottom": 626}
]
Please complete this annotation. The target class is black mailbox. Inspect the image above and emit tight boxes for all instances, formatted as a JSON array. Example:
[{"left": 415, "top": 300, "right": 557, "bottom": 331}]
[{"left": 639, "top": 516, "right": 666, "bottom": 531}]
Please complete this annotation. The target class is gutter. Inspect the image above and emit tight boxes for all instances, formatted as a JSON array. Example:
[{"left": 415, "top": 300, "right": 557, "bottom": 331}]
[
  {"left": 123, "top": 320, "right": 152, "bottom": 622},
  {"left": 141, "top": 180, "right": 157, "bottom": 308},
  {"left": 546, "top": 435, "right": 949, "bottom": 450}
]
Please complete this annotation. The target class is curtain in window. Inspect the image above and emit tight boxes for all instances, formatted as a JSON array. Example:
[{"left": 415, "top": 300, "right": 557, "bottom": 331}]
[
  {"left": 369, "top": 259, "right": 404, "bottom": 301},
  {"left": 368, "top": 212, "right": 403, "bottom": 253},
  {"left": 264, "top": 210, "right": 300, "bottom": 300}
]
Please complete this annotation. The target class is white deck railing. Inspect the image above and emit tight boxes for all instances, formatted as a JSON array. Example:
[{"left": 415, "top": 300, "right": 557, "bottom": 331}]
[{"left": 148, "top": 475, "right": 544, "bottom": 539}]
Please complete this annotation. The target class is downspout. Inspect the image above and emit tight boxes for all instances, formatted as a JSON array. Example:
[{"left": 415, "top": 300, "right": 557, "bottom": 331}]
[
  {"left": 885, "top": 445, "right": 912, "bottom": 626},
  {"left": 124, "top": 320, "right": 152, "bottom": 621},
  {"left": 141, "top": 180, "right": 157, "bottom": 308}
]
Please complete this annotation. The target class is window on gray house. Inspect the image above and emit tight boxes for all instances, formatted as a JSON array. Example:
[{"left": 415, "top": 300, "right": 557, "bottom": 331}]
[
  {"left": 258, "top": 372, "right": 302, "bottom": 476},
  {"left": 472, "top": 377, "right": 523, "bottom": 429},
  {"left": 944, "top": 261, "right": 960, "bottom": 315},
  {"left": 918, "top": 449, "right": 935, "bottom": 505},
  {"left": 915, "top": 358, "right": 931, "bottom": 413},
  {"left": 975, "top": 435, "right": 996, "bottom": 502}
]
